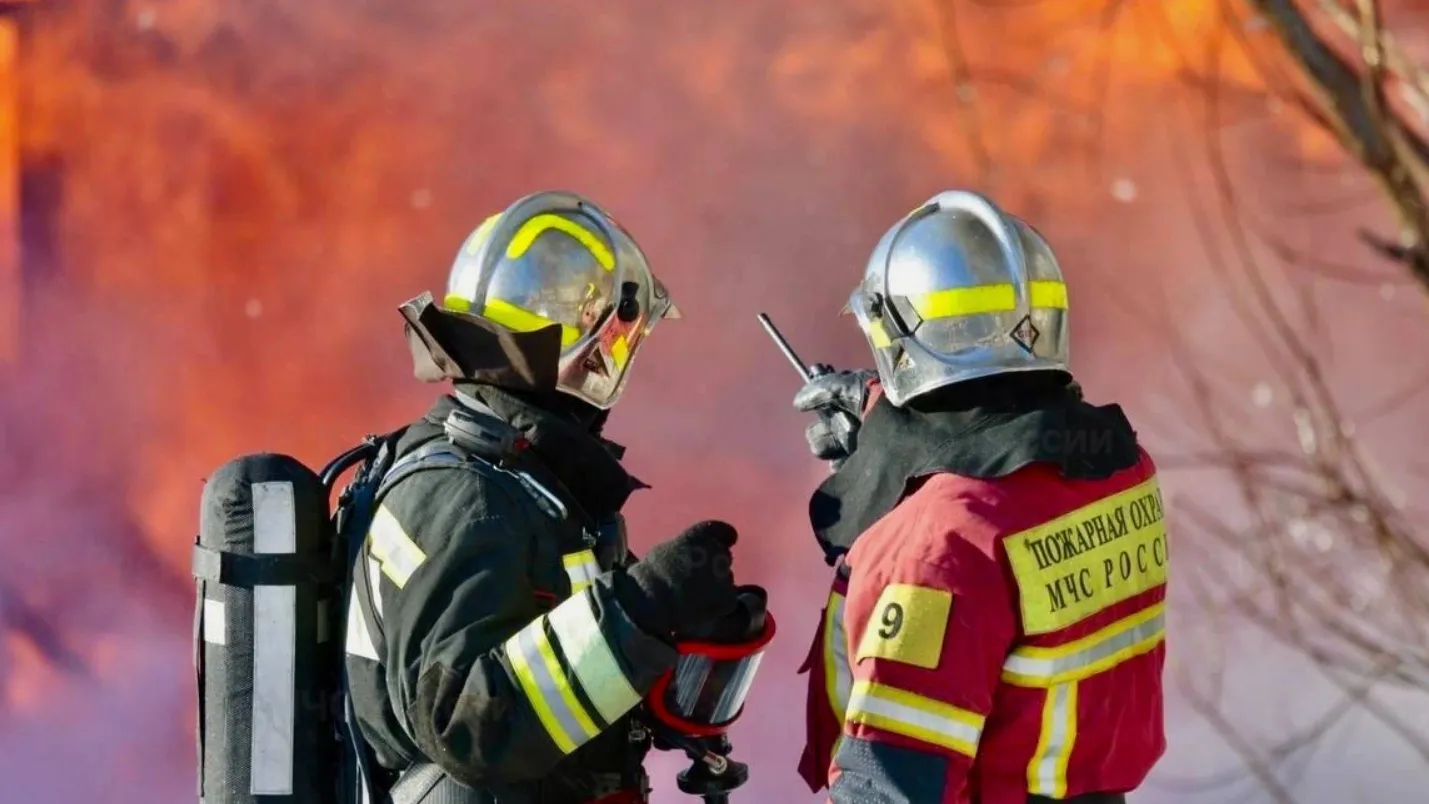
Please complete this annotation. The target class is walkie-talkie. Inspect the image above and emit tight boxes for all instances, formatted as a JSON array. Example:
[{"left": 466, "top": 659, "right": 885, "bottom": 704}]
[{"left": 756, "top": 313, "right": 860, "bottom": 466}]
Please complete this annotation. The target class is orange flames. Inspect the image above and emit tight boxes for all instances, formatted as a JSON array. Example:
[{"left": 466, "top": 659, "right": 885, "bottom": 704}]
[
  {"left": 1, "top": 1, "right": 1415, "bottom": 802},
  {"left": 0, "top": 13, "right": 18, "bottom": 363}
]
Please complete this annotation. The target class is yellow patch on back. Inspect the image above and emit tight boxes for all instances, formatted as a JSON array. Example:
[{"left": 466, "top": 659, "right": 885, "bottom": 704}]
[
  {"left": 855, "top": 584, "right": 952, "bottom": 670},
  {"left": 1005, "top": 477, "right": 1169, "bottom": 636}
]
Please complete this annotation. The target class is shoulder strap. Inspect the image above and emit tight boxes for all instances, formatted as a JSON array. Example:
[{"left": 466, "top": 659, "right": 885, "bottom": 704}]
[
  {"left": 374, "top": 439, "right": 475, "bottom": 500},
  {"left": 335, "top": 430, "right": 408, "bottom": 666}
]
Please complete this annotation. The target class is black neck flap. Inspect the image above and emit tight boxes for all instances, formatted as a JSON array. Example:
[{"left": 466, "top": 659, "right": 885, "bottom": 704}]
[
  {"left": 809, "top": 378, "right": 1141, "bottom": 565},
  {"left": 401, "top": 292, "right": 563, "bottom": 391}
]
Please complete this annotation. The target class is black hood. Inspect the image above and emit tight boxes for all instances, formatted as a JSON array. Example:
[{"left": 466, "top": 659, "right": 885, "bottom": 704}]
[
  {"left": 441, "top": 383, "right": 646, "bottom": 518},
  {"left": 810, "top": 372, "right": 1141, "bottom": 565}
]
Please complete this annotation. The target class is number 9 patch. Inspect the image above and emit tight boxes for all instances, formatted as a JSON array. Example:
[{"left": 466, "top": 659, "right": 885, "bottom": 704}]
[{"left": 855, "top": 584, "right": 953, "bottom": 669}]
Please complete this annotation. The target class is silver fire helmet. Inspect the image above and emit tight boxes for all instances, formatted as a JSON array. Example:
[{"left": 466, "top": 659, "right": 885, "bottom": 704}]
[
  {"left": 443, "top": 191, "right": 680, "bottom": 410},
  {"left": 846, "top": 190, "right": 1070, "bottom": 407}
]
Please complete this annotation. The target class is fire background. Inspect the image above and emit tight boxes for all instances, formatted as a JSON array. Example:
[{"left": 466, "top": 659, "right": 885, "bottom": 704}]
[{"left": 2, "top": 1, "right": 1428, "bottom": 802}]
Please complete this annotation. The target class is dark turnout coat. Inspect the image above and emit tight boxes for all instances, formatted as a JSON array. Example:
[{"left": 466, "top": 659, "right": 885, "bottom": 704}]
[{"left": 345, "top": 387, "right": 675, "bottom": 804}]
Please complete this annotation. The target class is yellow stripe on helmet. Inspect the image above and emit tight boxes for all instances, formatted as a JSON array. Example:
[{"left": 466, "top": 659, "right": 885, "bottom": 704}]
[
  {"left": 609, "top": 335, "right": 630, "bottom": 369},
  {"left": 442, "top": 294, "right": 582, "bottom": 347},
  {"left": 505, "top": 214, "right": 615, "bottom": 271},
  {"left": 1028, "top": 280, "right": 1068, "bottom": 309},
  {"left": 865, "top": 318, "right": 893, "bottom": 349},
  {"left": 907, "top": 280, "right": 1068, "bottom": 321}
]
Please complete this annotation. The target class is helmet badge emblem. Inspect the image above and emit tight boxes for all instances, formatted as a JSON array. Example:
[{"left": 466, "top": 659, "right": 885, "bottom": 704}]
[{"left": 1009, "top": 315, "right": 1040, "bottom": 355}]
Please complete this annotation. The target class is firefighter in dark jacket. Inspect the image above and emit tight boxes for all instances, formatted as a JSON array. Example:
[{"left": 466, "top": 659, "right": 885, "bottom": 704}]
[
  {"left": 792, "top": 191, "right": 1166, "bottom": 804},
  {"left": 345, "top": 191, "right": 754, "bottom": 804}
]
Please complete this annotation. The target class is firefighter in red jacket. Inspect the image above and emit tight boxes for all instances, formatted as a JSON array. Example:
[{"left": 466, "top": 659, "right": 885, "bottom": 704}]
[{"left": 792, "top": 191, "right": 1167, "bottom": 804}]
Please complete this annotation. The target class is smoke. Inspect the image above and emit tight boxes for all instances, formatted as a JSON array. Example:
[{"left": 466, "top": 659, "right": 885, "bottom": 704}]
[{"left": 3, "top": 0, "right": 1427, "bottom": 802}]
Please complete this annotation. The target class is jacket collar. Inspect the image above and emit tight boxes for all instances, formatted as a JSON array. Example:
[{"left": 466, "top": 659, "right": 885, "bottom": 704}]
[
  {"left": 429, "top": 384, "right": 646, "bottom": 519},
  {"left": 809, "top": 376, "right": 1141, "bottom": 565}
]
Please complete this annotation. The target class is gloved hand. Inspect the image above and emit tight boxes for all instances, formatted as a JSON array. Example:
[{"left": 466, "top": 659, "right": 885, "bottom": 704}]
[
  {"left": 793, "top": 365, "right": 877, "bottom": 469},
  {"left": 677, "top": 585, "right": 769, "bottom": 643},
  {"left": 616, "top": 521, "right": 740, "bottom": 638}
]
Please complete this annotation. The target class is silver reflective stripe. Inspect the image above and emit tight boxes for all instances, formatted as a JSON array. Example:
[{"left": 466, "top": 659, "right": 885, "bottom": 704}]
[
  {"left": 845, "top": 681, "right": 984, "bottom": 757},
  {"left": 508, "top": 623, "right": 596, "bottom": 752},
  {"left": 1029, "top": 681, "right": 1079, "bottom": 796},
  {"left": 367, "top": 556, "right": 384, "bottom": 616},
  {"left": 345, "top": 558, "right": 385, "bottom": 661},
  {"left": 345, "top": 586, "right": 379, "bottom": 661},
  {"left": 823, "top": 590, "right": 851, "bottom": 760},
  {"left": 546, "top": 592, "right": 640, "bottom": 723},
  {"left": 202, "top": 599, "right": 226, "bottom": 646},
  {"left": 828, "top": 593, "right": 851, "bottom": 715},
  {"left": 250, "top": 481, "right": 296, "bottom": 795},
  {"left": 562, "top": 550, "right": 600, "bottom": 595},
  {"left": 1002, "top": 604, "right": 1165, "bottom": 687}
]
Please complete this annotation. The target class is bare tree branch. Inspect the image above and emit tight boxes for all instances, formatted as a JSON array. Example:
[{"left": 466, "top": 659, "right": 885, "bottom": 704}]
[{"left": 1244, "top": 0, "right": 1429, "bottom": 288}]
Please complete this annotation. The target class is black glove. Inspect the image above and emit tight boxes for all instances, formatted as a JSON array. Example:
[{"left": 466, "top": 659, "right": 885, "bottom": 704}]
[
  {"left": 793, "top": 365, "right": 877, "bottom": 469},
  {"left": 677, "top": 585, "right": 768, "bottom": 643},
  {"left": 616, "top": 520, "right": 740, "bottom": 638}
]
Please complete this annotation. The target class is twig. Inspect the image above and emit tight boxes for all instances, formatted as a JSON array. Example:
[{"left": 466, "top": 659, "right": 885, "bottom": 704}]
[{"left": 1243, "top": 0, "right": 1429, "bottom": 290}]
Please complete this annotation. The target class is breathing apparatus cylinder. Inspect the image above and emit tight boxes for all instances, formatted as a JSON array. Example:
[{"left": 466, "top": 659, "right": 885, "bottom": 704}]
[
  {"left": 193, "top": 454, "right": 344, "bottom": 804},
  {"left": 646, "top": 587, "right": 776, "bottom": 801}
]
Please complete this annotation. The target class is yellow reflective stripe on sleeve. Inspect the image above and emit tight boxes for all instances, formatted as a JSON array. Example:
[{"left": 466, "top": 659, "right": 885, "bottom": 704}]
[
  {"left": 561, "top": 549, "right": 601, "bottom": 595},
  {"left": 1028, "top": 681, "right": 1079, "bottom": 797},
  {"left": 367, "top": 506, "right": 427, "bottom": 589},
  {"left": 505, "top": 214, "right": 615, "bottom": 271},
  {"left": 505, "top": 618, "right": 600, "bottom": 754},
  {"left": 823, "top": 591, "right": 852, "bottom": 726},
  {"left": 531, "top": 626, "right": 600, "bottom": 739},
  {"left": 469, "top": 297, "right": 582, "bottom": 347},
  {"left": 907, "top": 280, "right": 1068, "bottom": 320},
  {"left": 546, "top": 590, "right": 641, "bottom": 723},
  {"left": 845, "top": 680, "right": 984, "bottom": 758},
  {"left": 1002, "top": 603, "right": 1166, "bottom": 687}
]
